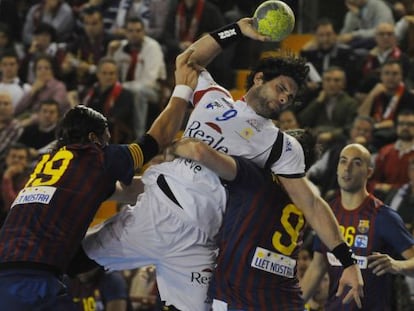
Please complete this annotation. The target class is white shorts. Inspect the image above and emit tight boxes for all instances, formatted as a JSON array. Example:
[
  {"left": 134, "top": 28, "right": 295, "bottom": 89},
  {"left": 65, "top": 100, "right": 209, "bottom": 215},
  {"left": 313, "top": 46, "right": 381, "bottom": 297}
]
[{"left": 83, "top": 182, "right": 217, "bottom": 311}]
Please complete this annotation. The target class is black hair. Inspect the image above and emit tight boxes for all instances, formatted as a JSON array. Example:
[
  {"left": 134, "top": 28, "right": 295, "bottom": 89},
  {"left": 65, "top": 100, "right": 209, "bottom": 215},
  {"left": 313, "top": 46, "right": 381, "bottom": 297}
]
[
  {"left": 7, "top": 142, "right": 30, "bottom": 159},
  {"left": 39, "top": 98, "right": 61, "bottom": 114},
  {"left": 313, "top": 18, "right": 336, "bottom": 32},
  {"left": 0, "top": 50, "right": 19, "bottom": 61},
  {"left": 82, "top": 5, "right": 102, "bottom": 19},
  {"left": 55, "top": 105, "right": 108, "bottom": 149},
  {"left": 245, "top": 55, "right": 309, "bottom": 90},
  {"left": 381, "top": 59, "right": 403, "bottom": 75},
  {"left": 0, "top": 23, "right": 16, "bottom": 52},
  {"left": 284, "top": 128, "right": 316, "bottom": 171},
  {"left": 126, "top": 16, "right": 145, "bottom": 27},
  {"left": 33, "top": 22, "right": 57, "bottom": 42}
]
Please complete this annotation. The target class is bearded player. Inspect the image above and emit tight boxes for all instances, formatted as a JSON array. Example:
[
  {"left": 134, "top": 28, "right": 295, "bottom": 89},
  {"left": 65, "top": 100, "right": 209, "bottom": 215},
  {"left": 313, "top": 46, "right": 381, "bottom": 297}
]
[{"left": 80, "top": 17, "right": 364, "bottom": 311}]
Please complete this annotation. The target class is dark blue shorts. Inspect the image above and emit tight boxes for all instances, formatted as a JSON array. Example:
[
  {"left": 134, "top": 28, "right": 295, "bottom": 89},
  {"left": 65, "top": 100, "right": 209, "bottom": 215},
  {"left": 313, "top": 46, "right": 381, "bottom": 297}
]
[{"left": 0, "top": 269, "right": 73, "bottom": 310}]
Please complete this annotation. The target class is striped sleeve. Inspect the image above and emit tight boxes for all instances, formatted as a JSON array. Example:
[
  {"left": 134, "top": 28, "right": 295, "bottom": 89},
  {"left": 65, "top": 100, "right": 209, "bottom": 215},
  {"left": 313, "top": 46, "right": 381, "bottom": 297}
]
[{"left": 128, "top": 143, "right": 144, "bottom": 170}]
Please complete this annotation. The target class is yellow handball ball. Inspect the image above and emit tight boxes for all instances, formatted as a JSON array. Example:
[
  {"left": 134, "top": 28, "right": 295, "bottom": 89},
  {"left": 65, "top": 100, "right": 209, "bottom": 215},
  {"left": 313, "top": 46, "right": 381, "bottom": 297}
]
[{"left": 253, "top": 0, "right": 295, "bottom": 42}]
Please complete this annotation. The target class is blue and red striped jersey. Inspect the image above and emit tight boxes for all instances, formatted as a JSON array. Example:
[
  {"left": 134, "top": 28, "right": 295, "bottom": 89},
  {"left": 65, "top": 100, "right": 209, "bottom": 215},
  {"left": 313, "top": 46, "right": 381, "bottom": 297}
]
[
  {"left": 0, "top": 143, "right": 144, "bottom": 273},
  {"left": 209, "top": 157, "right": 305, "bottom": 310},
  {"left": 313, "top": 194, "right": 414, "bottom": 311}
]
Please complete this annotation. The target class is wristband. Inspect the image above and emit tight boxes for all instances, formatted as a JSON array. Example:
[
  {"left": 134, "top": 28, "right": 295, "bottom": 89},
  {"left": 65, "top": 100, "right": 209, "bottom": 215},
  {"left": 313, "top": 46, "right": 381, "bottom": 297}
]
[
  {"left": 171, "top": 85, "right": 193, "bottom": 101},
  {"left": 210, "top": 23, "right": 243, "bottom": 49},
  {"left": 332, "top": 242, "right": 357, "bottom": 268}
]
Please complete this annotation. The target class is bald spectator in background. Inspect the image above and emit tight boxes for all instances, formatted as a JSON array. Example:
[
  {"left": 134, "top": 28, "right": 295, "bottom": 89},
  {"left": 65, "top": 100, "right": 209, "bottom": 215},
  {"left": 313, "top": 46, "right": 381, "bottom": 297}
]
[{"left": 358, "top": 22, "right": 410, "bottom": 95}]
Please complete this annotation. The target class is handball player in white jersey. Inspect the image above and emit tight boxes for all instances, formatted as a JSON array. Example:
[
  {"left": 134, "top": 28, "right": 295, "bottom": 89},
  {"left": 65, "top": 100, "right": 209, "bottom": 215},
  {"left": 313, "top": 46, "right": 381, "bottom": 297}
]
[{"left": 82, "top": 18, "right": 364, "bottom": 311}]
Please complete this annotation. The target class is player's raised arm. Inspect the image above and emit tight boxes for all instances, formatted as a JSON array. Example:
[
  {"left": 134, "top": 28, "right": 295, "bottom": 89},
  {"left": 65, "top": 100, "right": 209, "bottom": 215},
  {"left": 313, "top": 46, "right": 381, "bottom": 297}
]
[
  {"left": 185, "top": 18, "right": 268, "bottom": 69},
  {"left": 146, "top": 49, "right": 199, "bottom": 151}
]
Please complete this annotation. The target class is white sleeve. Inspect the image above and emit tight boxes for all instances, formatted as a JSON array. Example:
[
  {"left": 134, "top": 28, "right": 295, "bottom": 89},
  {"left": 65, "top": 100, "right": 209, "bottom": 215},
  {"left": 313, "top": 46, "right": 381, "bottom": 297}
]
[
  {"left": 270, "top": 133, "right": 305, "bottom": 176},
  {"left": 191, "top": 71, "right": 232, "bottom": 107},
  {"left": 195, "top": 71, "right": 216, "bottom": 90}
]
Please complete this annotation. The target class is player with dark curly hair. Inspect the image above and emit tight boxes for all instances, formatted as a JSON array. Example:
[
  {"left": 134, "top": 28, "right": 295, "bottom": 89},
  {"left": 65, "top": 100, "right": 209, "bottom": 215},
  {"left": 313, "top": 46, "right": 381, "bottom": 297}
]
[{"left": 82, "top": 18, "right": 364, "bottom": 311}]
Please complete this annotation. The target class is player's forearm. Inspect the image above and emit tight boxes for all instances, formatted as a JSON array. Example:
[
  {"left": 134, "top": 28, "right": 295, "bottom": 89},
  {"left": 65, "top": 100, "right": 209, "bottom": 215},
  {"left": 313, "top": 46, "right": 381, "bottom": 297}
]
[
  {"left": 280, "top": 177, "right": 344, "bottom": 249},
  {"left": 397, "top": 248, "right": 414, "bottom": 276},
  {"left": 306, "top": 198, "right": 359, "bottom": 270},
  {"left": 306, "top": 196, "right": 344, "bottom": 249},
  {"left": 147, "top": 97, "right": 188, "bottom": 150},
  {"left": 187, "top": 18, "right": 267, "bottom": 68},
  {"left": 148, "top": 49, "right": 199, "bottom": 149},
  {"left": 187, "top": 34, "right": 223, "bottom": 68},
  {"left": 187, "top": 21, "right": 246, "bottom": 68},
  {"left": 172, "top": 138, "right": 237, "bottom": 181},
  {"left": 357, "top": 92, "right": 375, "bottom": 116},
  {"left": 196, "top": 143, "right": 237, "bottom": 181},
  {"left": 397, "top": 258, "right": 414, "bottom": 276}
]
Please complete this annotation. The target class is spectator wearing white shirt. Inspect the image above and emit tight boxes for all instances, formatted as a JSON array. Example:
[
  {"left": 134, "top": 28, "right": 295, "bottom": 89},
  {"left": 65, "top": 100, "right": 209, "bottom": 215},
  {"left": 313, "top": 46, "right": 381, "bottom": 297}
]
[
  {"left": 108, "top": 17, "right": 166, "bottom": 139},
  {"left": 0, "top": 52, "right": 31, "bottom": 108}
]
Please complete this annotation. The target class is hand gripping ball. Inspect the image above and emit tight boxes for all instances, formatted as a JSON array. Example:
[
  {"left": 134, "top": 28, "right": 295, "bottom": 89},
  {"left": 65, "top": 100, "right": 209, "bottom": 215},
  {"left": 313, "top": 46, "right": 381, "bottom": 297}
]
[{"left": 253, "top": 0, "right": 295, "bottom": 42}]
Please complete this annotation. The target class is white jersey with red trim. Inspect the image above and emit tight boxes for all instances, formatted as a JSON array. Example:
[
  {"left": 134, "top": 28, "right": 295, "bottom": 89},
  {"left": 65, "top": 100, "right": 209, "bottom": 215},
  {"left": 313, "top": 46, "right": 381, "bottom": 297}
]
[{"left": 143, "top": 71, "right": 305, "bottom": 240}]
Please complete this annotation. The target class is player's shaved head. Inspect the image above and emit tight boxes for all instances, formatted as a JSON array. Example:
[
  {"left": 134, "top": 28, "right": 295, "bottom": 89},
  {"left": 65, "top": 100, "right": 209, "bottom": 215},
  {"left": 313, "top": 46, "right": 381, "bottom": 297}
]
[{"left": 340, "top": 143, "right": 372, "bottom": 167}]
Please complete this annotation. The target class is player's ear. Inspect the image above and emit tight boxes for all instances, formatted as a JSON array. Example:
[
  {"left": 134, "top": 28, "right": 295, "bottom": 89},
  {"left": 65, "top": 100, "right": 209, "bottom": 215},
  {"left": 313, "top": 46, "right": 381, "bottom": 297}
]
[
  {"left": 88, "top": 132, "right": 101, "bottom": 146},
  {"left": 367, "top": 166, "right": 374, "bottom": 179},
  {"left": 253, "top": 72, "right": 264, "bottom": 85}
]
